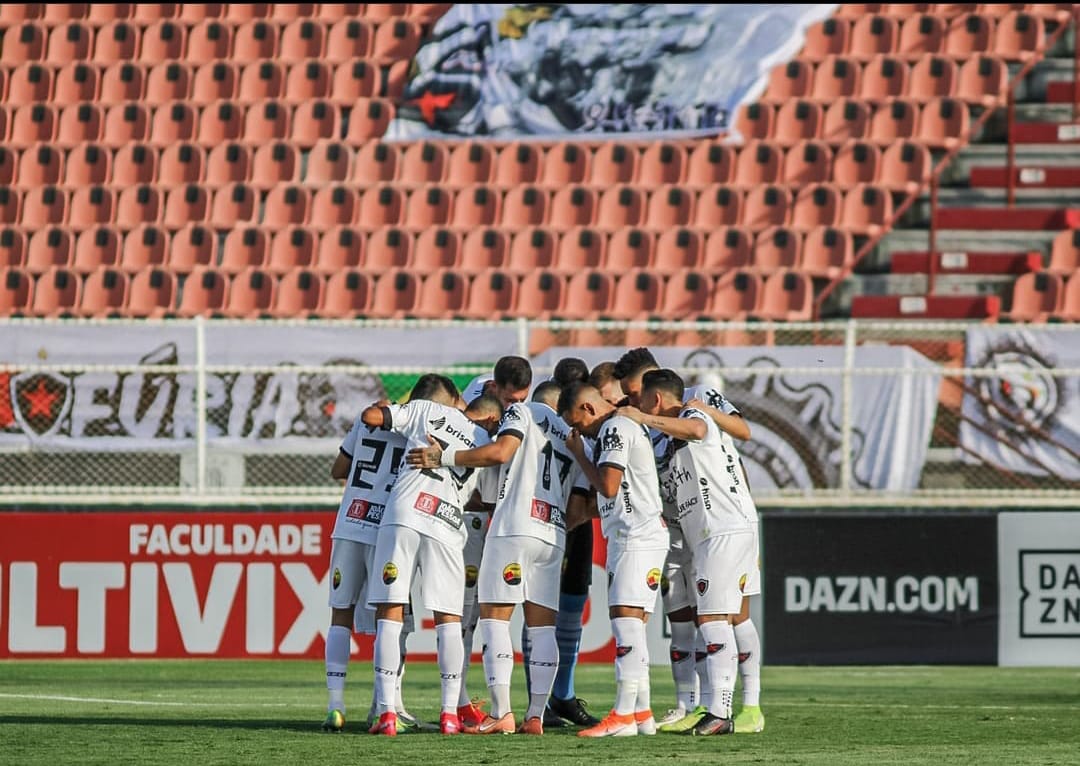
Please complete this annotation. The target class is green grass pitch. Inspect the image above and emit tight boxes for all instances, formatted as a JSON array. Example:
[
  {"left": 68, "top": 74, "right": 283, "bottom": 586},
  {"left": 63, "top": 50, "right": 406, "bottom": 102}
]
[{"left": 1, "top": 661, "right": 1078, "bottom": 765}]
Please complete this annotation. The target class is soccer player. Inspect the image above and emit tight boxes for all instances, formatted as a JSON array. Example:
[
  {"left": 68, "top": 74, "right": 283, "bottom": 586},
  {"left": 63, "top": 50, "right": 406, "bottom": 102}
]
[
  {"left": 321, "top": 373, "right": 457, "bottom": 733},
  {"left": 559, "top": 382, "right": 668, "bottom": 738},
  {"left": 588, "top": 361, "right": 624, "bottom": 406},
  {"left": 633, "top": 369, "right": 758, "bottom": 735},
  {"left": 406, "top": 380, "right": 590, "bottom": 735},
  {"left": 361, "top": 392, "right": 503, "bottom": 736},
  {"left": 456, "top": 356, "right": 533, "bottom": 726},
  {"left": 613, "top": 347, "right": 764, "bottom": 734}
]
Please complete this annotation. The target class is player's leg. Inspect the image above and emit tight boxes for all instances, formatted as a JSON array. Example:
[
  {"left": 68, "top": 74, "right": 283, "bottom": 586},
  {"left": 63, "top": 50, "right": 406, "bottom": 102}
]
[
  {"left": 471, "top": 534, "right": 522, "bottom": 734},
  {"left": 657, "top": 528, "right": 698, "bottom": 730},
  {"left": 518, "top": 538, "right": 563, "bottom": 734},
  {"left": 322, "top": 539, "right": 367, "bottom": 732},
  {"left": 548, "top": 521, "right": 598, "bottom": 726},
  {"left": 419, "top": 534, "right": 468, "bottom": 735},
  {"left": 456, "top": 513, "right": 487, "bottom": 726},
  {"left": 732, "top": 525, "right": 765, "bottom": 734}
]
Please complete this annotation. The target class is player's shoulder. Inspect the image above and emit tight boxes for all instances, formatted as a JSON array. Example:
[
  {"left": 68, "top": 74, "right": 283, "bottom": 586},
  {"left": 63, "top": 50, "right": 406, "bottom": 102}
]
[
  {"left": 464, "top": 374, "right": 492, "bottom": 404},
  {"left": 598, "top": 415, "right": 636, "bottom": 450}
]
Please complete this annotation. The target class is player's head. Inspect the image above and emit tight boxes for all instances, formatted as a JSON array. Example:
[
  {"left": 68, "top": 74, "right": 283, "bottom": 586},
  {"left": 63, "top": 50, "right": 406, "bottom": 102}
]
[
  {"left": 613, "top": 347, "right": 660, "bottom": 407},
  {"left": 639, "top": 369, "right": 685, "bottom": 417},
  {"left": 557, "top": 382, "right": 613, "bottom": 438},
  {"left": 409, "top": 373, "right": 457, "bottom": 406},
  {"left": 490, "top": 355, "right": 533, "bottom": 408},
  {"left": 465, "top": 393, "right": 504, "bottom": 434},
  {"left": 531, "top": 380, "right": 562, "bottom": 410},
  {"left": 552, "top": 357, "right": 589, "bottom": 388},
  {"left": 588, "top": 361, "right": 624, "bottom": 406}
]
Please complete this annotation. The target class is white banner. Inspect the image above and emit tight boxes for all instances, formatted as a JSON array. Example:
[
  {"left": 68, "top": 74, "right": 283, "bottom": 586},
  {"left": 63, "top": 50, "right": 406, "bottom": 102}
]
[
  {"left": 387, "top": 3, "right": 836, "bottom": 140},
  {"left": 531, "top": 345, "right": 941, "bottom": 492},
  {"left": 959, "top": 328, "right": 1080, "bottom": 482},
  {"left": 998, "top": 512, "right": 1080, "bottom": 667},
  {"left": 0, "top": 323, "right": 517, "bottom": 449}
]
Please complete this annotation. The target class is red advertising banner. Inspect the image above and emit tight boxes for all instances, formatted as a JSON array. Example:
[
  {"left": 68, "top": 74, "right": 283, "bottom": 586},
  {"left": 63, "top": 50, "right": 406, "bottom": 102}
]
[{"left": 0, "top": 512, "right": 638, "bottom": 662}]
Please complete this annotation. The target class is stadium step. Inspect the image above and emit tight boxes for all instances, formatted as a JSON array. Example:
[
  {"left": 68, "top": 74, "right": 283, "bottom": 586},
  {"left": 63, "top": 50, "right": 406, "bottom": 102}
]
[
  {"left": 889, "top": 250, "right": 1043, "bottom": 275},
  {"left": 932, "top": 206, "right": 1076, "bottom": 230},
  {"left": 1008, "top": 121, "right": 1080, "bottom": 143},
  {"left": 968, "top": 166, "right": 1080, "bottom": 187},
  {"left": 850, "top": 294, "right": 1001, "bottom": 320}
]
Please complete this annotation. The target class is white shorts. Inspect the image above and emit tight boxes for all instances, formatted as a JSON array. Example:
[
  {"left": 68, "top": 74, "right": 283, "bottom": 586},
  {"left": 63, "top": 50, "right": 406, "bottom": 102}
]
[
  {"left": 367, "top": 524, "right": 465, "bottom": 616},
  {"left": 328, "top": 538, "right": 375, "bottom": 617},
  {"left": 478, "top": 535, "right": 563, "bottom": 611},
  {"left": 692, "top": 530, "right": 757, "bottom": 615},
  {"left": 463, "top": 511, "right": 487, "bottom": 596},
  {"left": 606, "top": 545, "right": 668, "bottom": 613},
  {"left": 661, "top": 524, "right": 694, "bottom": 615},
  {"left": 742, "top": 524, "right": 762, "bottom": 596}
]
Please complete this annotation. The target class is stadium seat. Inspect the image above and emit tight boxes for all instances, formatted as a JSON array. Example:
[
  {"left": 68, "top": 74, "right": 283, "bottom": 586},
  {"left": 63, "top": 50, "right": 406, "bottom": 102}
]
[
  {"left": 404, "top": 185, "right": 453, "bottom": 227},
  {"left": 908, "top": 55, "right": 957, "bottom": 101},
  {"left": 811, "top": 55, "right": 861, "bottom": 100},
  {"left": 78, "top": 266, "right": 129, "bottom": 317},
  {"left": 224, "top": 266, "right": 276, "bottom": 318},
  {"left": 639, "top": 142, "right": 687, "bottom": 186},
  {"left": 783, "top": 140, "right": 833, "bottom": 185},
  {"left": 861, "top": 55, "right": 911, "bottom": 102},
  {"left": 239, "top": 60, "right": 284, "bottom": 102},
  {"left": 555, "top": 227, "right": 606, "bottom": 273},
  {"left": 606, "top": 228, "right": 655, "bottom": 271},
  {"left": 591, "top": 142, "right": 639, "bottom": 185},
  {"left": 242, "top": 99, "right": 290, "bottom": 142},
  {"left": 563, "top": 270, "right": 615, "bottom": 318},
  {"left": 139, "top": 20, "right": 186, "bottom": 62},
  {"left": 325, "top": 19, "right": 374, "bottom": 61},
  {"left": 849, "top": 14, "right": 899, "bottom": 59},
  {"left": 609, "top": 269, "right": 664, "bottom": 319},
  {"left": 711, "top": 270, "right": 762, "bottom": 318},
  {"left": 29, "top": 266, "right": 81, "bottom": 317},
  {"left": 131, "top": 3, "right": 178, "bottom": 23},
  {"left": 1048, "top": 229, "right": 1080, "bottom": 275},
  {"left": 733, "top": 140, "right": 783, "bottom": 187},
  {"left": 272, "top": 268, "right": 324, "bottom": 318},
  {"left": 501, "top": 186, "right": 549, "bottom": 228},
  {"left": 368, "top": 268, "right": 421, "bottom": 318},
  {"left": 372, "top": 18, "right": 421, "bottom": 59},
  {"left": 168, "top": 223, "right": 215, "bottom": 273},
  {"left": 158, "top": 143, "right": 205, "bottom": 186},
  {"left": 191, "top": 62, "right": 238, "bottom": 106},
  {"left": 194, "top": 100, "right": 242, "bottom": 145},
  {"left": 187, "top": 20, "right": 234, "bottom": 64},
  {"left": 412, "top": 227, "right": 462, "bottom": 271},
  {"left": 548, "top": 185, "right": 597, "bottom": 230},
  {"left": 220, "top": 226, "right": 269, "bottom": 273},
  {"left": 446, "top": 141, "right": 496, "bottom": 187},
  {"left": 734, "top": 102, "right": 776, "bottom": 141},
  {"left": 46, "top": 22, "right": 94, "bottom": 64},
  {"left": 0, "top": 229, "right": 28, "bottom": 269},
  {"left": 262, "top": 185, "right": 311, "bottom": 230},
  {"left": 7, "top": 63, "right": 53, "bottom": 105},
  {"left": 686, "top": 143, "right": 735, "bottom": 186},
  {"left": 694, "top": 185, "right": 743, "bottom": 227},
  {"left": 332, "top": 60, "right": 378, "bottom": 102},
  {"left": 868, "top": 98, "right": 919, "bottom": 144},
  {"left": 353, "top": 140, "right": 400, "bottom": 184},
  {"left": 0, "top": 188, "right": 20, "bottom": 226},
  {"left": 225, "top": 4, "right": 272, "bottom": 22},
  {"left": 22, "top": 185, "right": 70, "bottom": 227},
  {"left": 0, "top": 268, "right": 35, "bottom": 315},
  {"left": 358, "top": 185, "right": 404, "bottom": 227},
  {"left": 994, "top": 11, "right": 1044, "bottom": 59},
  {"left": 203, "top": 142, "right": 251, "bottom": 186},
  {"left": 898, "top": 13, "right": 946, "bottom": 58},
  {"left": 822, "top": 98, "right": 871, "bottom": 143},
  {"left": 69, "top": 185, "right": 115, "bottom": 227},
  {"left": 149, "top": 101, "right": 197, "bottom": 145},
  {"left": 251, "top": 141, "right": 300, "bottom": 187},
  {"left": 841, "top": 183, "right": 893, "bottom": 232},
  {"left": 280, "top": 19, "right": 326, "bottom": 62},
  {"left": 833, "top": 139, "right": 882, "bottom": 186},
  {"left": 763, "top": 59, "right": 812, "bottom": 102},
  {"left": 662, "top": 269, "right": 713, "bottom": 318},
  {"left": 144, "top": 62, "right": 191, "bottom": 106},
  {"left": 1051, "top": 272, "right": 1080, "bottom": 322},
  {"left": 1005, "top": 271, "right": 1062, "bottom": 321},
  {"left": 400, "top": 141, "right": 448, "bottom": 185},
  {"left": 100, "top": 64, "right": 146, "bottom": 106},
  {"left": 111, "top": 143, "right": 155, "bottom": 187},
  {"left": 515, "top": 270, "right": 566, "bottom": 318},
  {"left": 0, "top": 149, "right": 15, "bottom": 189},
  {"left": 494, "top": 142, "right": 542, "bottom": 187},
  {"left": 918, "top": 96, "right": 970, "bottom": 147},
  {"left": 703, "top": 226, "right": 753, "bottom": 270},
  {"left": 291, "top": 99, "right": 340, "bottom": 146},
  {"left": 944, "top": 12, "right": 994, "bottom": 57},
  {"left": 644, "top": 185, "right": 694, "bottom": 229},
  {"left": 0, "top": 4, "right": 41, "bottom": 25},
  {"left": 595, "top": 185, "right": 644, "bottom": 229},
  {"left": 802, "top": 226, "right": 854, "bottom": 278},
  {"left": 25, "top": 227, "right": 74, "bottom": 274},
  {"left": 363, "top": 227, "right": 412, "bottom": 270},
  {"left": 507, "top": 227, "right": 557, "bottom": 272},
  {"left": 267, "top": 226, "right": 318, "bottom": 273},
  {"left": 774, "top": 100, "right": 823, "bottom": 145},
  {"left": 879, "top": 140, "right": 932, "bottom": 189},
  {"left": 115, "top": 184, "right": 161, "bottom": 229},
  {"left": 2, "top": 23, "right": 47, "bottom": 65},
  {"left": 120, "top": 224, "right": 170, "bottom": 272},
  {"left": 654, "top": 227, "right": 703, "bottom": 271},
  {"left": 540, "top": 142, "right": 591, "bottom": 187},
  {"left": 127, "top": 265, "right": 177, "bottom": 317},
  {"left": 460, "top": 228, "right": 509, "bottom": 271},
  {"left": 63, "top": 142, "right": 110, "bottom": 186},
  {"left": 322, "top": 269, "right": 373, "bottom": 316},
  {"left": 753, "top": 225, "right": 802, "bottom": 272},
  {"left": 955, "top": 54, "right": 1006, "bottom": 103},
  {"left": 753, "top": 269, "right": 813, "bottom": 321},
  {"left": 462, "top": 269, "right": 518, "bottom": 319},
  {"left": 10, "top": 103, "right": 57, "bottom": 147},
  {"left": 310, "top": 185, "right": 358, "bottom": 230},
  {"left": 54, "top": 62, "right": 100, "bottom": 104},
  {"left": 306, "top": 140, "right": 353, "bottom": 183},
  {"left": 451, "top": 184, "right": 500, "bottom": 227},
  {"left": 234, "top": 20, "right": 280, "bottom": 62},
  {"left": 413, "top": 269, "right": 470, "bottom": 319},
  {"left": 177, "top": 266, "right": 229, "bottom": 317},
  {"left": 55, "top": 102, "right": 103, "bottom": 147},
  {"left": 802, "top": 17, "right": 851, "bottom": 60},
  {"left": 742, "top": 184, "right": 792, "bottom": 231},
  {"left": 315, "top": 226, "right": 363, "bottom": 273}
]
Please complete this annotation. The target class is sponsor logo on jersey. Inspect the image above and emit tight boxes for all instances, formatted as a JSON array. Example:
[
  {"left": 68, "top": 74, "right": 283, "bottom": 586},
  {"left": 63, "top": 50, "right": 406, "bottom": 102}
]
[
  {"left": 739, "top": 573, "right": 748, "bottom": 592},
  {"left": 428, "top": 416, "right": 447, "bottom": 430},
  {"left": 601, "top": 426, "right": 624, "bottom": 452},
  {"left": 465, "top": 564, "right": 479, "bottom": 588},
  {"left": 646, "top": 568, "right": 661, "bottom": 591},
  {"left": 530, "top": 498, "right": 565, "bottom": 528},
  {"left": 414, "top": 492, "right": 463, "bottom": 529},
  {"left": 382, "top": 562, "right": 398, "bottom": 584},
  {"left": 346, "top": 498, "right": 384, "bottom": 524},
  {"left": 332, "top": 568, "right": 341, "bottom": 589},
  {"left": 503, "top": 562, "right": 522, "bottom": 585},
  {"left": 502, "top": 407, "right": 522, "bottom": 422},
  {"left": 697, "top": 578, "right": 709, "bottom": 595},
  {"left": 415, "top": 492, "right": 438, "bottom": 513}
]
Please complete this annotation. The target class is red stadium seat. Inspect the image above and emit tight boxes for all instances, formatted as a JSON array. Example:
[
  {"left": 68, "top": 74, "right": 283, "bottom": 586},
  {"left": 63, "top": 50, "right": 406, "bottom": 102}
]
[
  {"left": 783, "top": 140, "right": 833, "bottom": 185},
  {"left": 412, "top": 227, "right": 462, "bottom": 271},
  {"left": 447, "top": 142, "right": 496, "bottom": 187},
  {"left": 310, "top": 185, "right": 359, "bottom": 230},
  {"left": 644, "top": 185, "right": 694, "bottom": 229},
  {"left": 555, "top": 227, "right": 606, "bottom": 273},
  {"left": 564, "top": 270, "right": 615, "bottom": 318},
  {"left": 69, "top": 185, "right": 115, "bottom": 227},
  {"left": 266, "top": 226, "right": 318, "bottom": 273},
  {"left": 703, "top": 227, "right": 753, "bottom": 271},
  {"left": 1004, "top": 271, "right": 1061, "bottom": 321},
  {"left": 840, "top": 183, "right": 893, "bottom": 233},
  {"left": 462, "top": 269, "right": 518, "bottom": 319},
  {"left": 358, "top": 185, "right": 405, "bottom": 227},
  {"left": 224, "top": 267, "right": 276, "bottom": 318},
  {"left": 115, "top": 184, "right": 161, "bottom": 229},
  {"left": 609, "top": 269, "right": 664, "bottom": 319},
  {"left": 822, "top": 98, "right": 871, "bottom": 143},
  {"left": 279, "top": 19, "right": 326, "bottom": 62},
  {"left": 0, "top": 229, "right": 28, "bottom": 270},
  {"left": 501, "top": 186, "right": 549, "bottom": 228},
  {"left": 506, "top": 227, "right": 557, "bottom": 273},
  {"left": 908, "top": 55, "right": 957, "bottom": 101},
  {"left": 516, "top": 270, "right": 566, "bottom": 318},
  {"left": 493, "top": 142, "right": 542, "bottom": 187},
  {"left": 371, "top": 18, "right": 421, "bottom": 60},
  {"left": 64, "top": 142, "right": 111, "bottom": 186},
  {"left": 220, "top": 226, "right": 269, "bottom": 273},
  {"left": 606, "top": 228, "right": 655, "bottom": 271},
  {"left": 654, "top": 227, "right": 703, "bottom": 271},
  {"left": 849, "top": 14, "right": 899, "bottom": 59},
  {"left": 187, "top": 20, "right": 234, "bottom": 64},
  {"left": 22, "top": 185, "right": 70, "bottom": 228},
  {"left": 369, "top": 268, "right": 421, "bottom": 318},
  {"left": 868, "top": 98, "right": 919, "bottom": 144},
  {"left": 595, "top": 185, "right": 644, "bottom": 230},
  {"left": 177, "top": 266, "right": 229, "bottom": 317},
  {"left": 802, "top": 226, "right": 854, "bottom": 278},
  {"left": 291, "top": 99, "right": 340, "bottom": 146},
  {"left": 774, "top": 100, "right": 823, "bottom": 146},
  {"left": 791, "top": 183, "right": 841, "bottom": 230},
  {"left": 711, "top": 270, "right": 762, "bottom": 319},
  {"left": 139, "top": 20, "right": 186, "bottom": 62},
  {"left": 251, "top": 141, "right": 300, "bottom": 187},
  {"left": 591, "top": 142, "right": 639, "bottom": 185},
  {"left": 400, "top": 141, "right": 449, "bottom": 185},
  {"left": 31, "top": 266, "right": 82, "bottom": 317},
  {"left": 205, "top": 141, "right": 252, "bottom": 186},
  {"left": 898, "top": 13, "right": 946, "bottom": 58},
  {"left": 917, "top": 97, "right": 970, "bottom": 147},
  {"left": 9, "top": 103, "right": 57, "bottom": 148},
  {"left": 763, "top": 60, "right": 812, "bottom": 102},
  {"left": 733, "top": 140, "right": 783, "bottom": 187},
  {"left": 326, "top": 19, "right": 374, "bottom": 61},
  {"left": 209, "top": 182, "right": 258, "bottom": 229},
  {"left": 811, "top": 55, "right": 861, "bottom": 100},
  {"left": 93, "top": 20, "right": 140, "bottom": 63},
  {"left": 994, "top": 11, "right": 1044, "bottom": 59},
  {"left": 753, "top": 269, "right": 813, "bottom": 321},
  {"left": 79, "top": 266, "right": 129, "bottom": 317},
  {"left": 879, "top": 140, "right": 932, "bottom": 189},
  {"left": 159, "top": 142, "right": 206, "bottom": 185},
  {"left": 120, "top": 224, "right": 170, "bottom": 272},
  {"left": 168, "top": 223, "right": 215, "bottom": 273},
  {"left": 192, "top": 63, "right": 239, "bottom": 106},
  {"left": 802, "top": 17, "right": 851, "bottom": 60},
  {"left": 861, "top": 55, "right": 910, "bottom": 101},
  {"left": 549, "top": 185, "right": 597, "bottom": 230},
  {"left": 639, "top": 142, "right": 687, "bottom": 186},
  {"left": 0, "top": 268, "right": 35, "bottom": 315},
  {"left": 25, "top": 227, "right": 74, "bottom": 274},
  {"left": 540, "top": 142, "right": 590, "bottom": 187},
  {"left": 734, "top": 102, "right": 775, "bottom": 141},
  {"left": 243, "top": 99, "right": 291, "bottom": 142},
  {"left": 332, "top": 60, "right": 378, "bottom": 102},
  {"left": 451, "top": 184, "right": 500, "bottom": 227},
  {"left": 742, "top": 184, "right": 792, "bottom": 231},
  {"left": 100, "top": 63, "right": 146, "bottom": 105},
  {"left": 315, "top": 226, "right": 363, "bottom": 274},
  {"left": 262, "top": 185, "right": 311, "bottom": 230},
  {"left": 413, "top": 269, "right": 470, "bottom": 318},
  {"left": 363, "top": 227, "right": 412, "bottom": 270},
  {"left": 944, "top": 12, "right": 994, "bottom": 57},
  {"left": 322, "top": 269, "right": 373, "bottom": 317},
  {"left": 694, "top": 185, "right": 743, "bottom": 228},
  {"left": 753, "top": 225, "right": 802, "bottom": 272},
  {"left": 272, "top": 269, "right": 324, "bottom": 318},
  {"left": 46, "top": 22, "right": 94, "bottom": 65},
  {"left": 54, "top": 62, "right": 100, "bottom": 104},
  {"left": 2, "top": 23, "right": 47, "bottom": 65},
  {"left": 306, "top": 140, "right": 354, "bottom": 183},
  {"left": 662, "top": 269, "right": 713, "bottom": 318},
  {"left": 144, "top": 62, "right": 192, "bottom": 106},
  {"left": 7, "top": 63, "right": 53, "bottom": 105},
  {"left": 956, "top": 55, "right": 1006, "bottom": 104},
  {"left": 149, "top": 101, "right": 197, "bottom": 145},
  {"left": 404, "top": 185, "right": 453, "bottom": 228},
  {"left": 460, "top": 228, "right": 509, "bottom": 271},
  {"left": 234, "top": 20, "right": 280, "bottom": 62},
  {"left": 685, "top": 143, "right": 735, "bottom": 186},
  {"left": 833, "top": 140, "right": 882, "bottom": 186}
]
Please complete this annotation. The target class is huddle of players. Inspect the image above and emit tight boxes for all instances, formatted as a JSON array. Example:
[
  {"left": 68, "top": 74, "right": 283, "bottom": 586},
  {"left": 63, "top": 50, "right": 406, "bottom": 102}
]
[{"left": 321, "top": 349, "right": 764, "bottom": 738}]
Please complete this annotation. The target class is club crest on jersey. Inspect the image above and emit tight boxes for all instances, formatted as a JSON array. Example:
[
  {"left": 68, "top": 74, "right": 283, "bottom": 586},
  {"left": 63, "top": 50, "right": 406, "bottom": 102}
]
[
  {"left": 696, "top": 578, "right": 709, "bottom": 595},
  {"left": 332, "top": 568, "right": 341, "bottom": 589},
  {"left": 465, "top": 565, "right": 479, "bottom": 588},
  {"left": 428, "top": 416, "right": 446, "bottom": 430},
  {"left": 739, "top": 573, "right": 748, "bottom": 592},
  {"left": 646, "top": 568, "right": 661, "bottom": 591},
  {"left": 601, "top": 427, "right": 624, "bottom": 452},
  {"left": 382, "top": 562, "right": 398, "bottom": 584},
  {"left": 503, "top": 563, "right": 522, "bottom": 585}
]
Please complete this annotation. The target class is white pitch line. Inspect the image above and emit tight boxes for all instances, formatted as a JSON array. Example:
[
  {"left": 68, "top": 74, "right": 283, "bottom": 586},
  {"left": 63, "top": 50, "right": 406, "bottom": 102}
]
[
  {"left": 0, "top": 693, "right": 297, "bottom": 708},
  {"left": 767, "top": 700, "right": 1080, "bottom": 712}
]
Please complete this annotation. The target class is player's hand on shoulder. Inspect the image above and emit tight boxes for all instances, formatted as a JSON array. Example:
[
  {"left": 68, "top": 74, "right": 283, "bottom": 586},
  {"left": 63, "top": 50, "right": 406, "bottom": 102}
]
[
  {"left": 615, "top": 405, "right": 645, "bottom": 424},
  {"left": 683, "top": 397, "right": 706, "bottom": 413},
  {"left": 405, "top": 434, "right": 442, "bottom": 469}
]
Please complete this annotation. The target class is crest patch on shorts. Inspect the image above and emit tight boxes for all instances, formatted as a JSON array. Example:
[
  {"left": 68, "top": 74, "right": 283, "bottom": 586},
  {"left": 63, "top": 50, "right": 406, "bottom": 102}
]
[
  {"left": 382, "top": 562, "right": 398, "bottom": 584},
  {"left": 503, "top": 562, "right": 522, "bottom": 585},
  {"left": 696, "top": 578, "right": 709, "bottom": 595},
  {"left": 332, "top": 568, "right": 342, "bottom": 589},
  {"left": 646, "top": 568, "right": 661, "bottom": 591},
  {"left": 465, "top": 564, "right": 479, "bottom": 588},
  {"left": 738, "top": 573, "right": 748, "bottom": 592}
]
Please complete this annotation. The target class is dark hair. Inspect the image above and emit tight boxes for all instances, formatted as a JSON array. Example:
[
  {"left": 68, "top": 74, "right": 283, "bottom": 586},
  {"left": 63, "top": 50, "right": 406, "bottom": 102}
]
[
  {"left": 613, "top": 347, "right": 659, "bottom": 381},
  {"left": 588, "top": 361, "right": 617, "bottom": 389},
  {"left": 493, "top": 355, "right": 532, "bottom": 390},
  {"left": 552, "top": 357, "right": 589, "bottom": 388},
  {"left": 466, "top": 392, "right": 503, "bottom": 420},
  {"left": 531, "top": 380, "right": 562, "bottom": 408},
  {"left": 640, "top": 368, "right": 685, "bottom": 402},
  {"left": 436, "top": 374, "right": 461, "bottom": 401},
  {"left": 409, "top": 373, "right": 452, "bottom": 402},
  {"left": 556, "top": 381, "right": 591, "bottom": 416}
]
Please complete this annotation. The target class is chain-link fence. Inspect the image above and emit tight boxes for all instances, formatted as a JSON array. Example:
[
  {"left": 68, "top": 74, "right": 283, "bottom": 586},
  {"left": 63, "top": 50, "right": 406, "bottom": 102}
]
[{"left": 1, "top": 318, "right": 1076, "bottom": 506}]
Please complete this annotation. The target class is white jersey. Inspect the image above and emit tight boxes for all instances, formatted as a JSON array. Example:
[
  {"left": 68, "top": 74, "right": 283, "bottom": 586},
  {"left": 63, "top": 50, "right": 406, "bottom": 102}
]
[
  {"left": 488, "top": 401, "right": 584, "bottom": 549},
  {"left": 593, "top": 414, "right": 667, "bottom": 548},
  {"left": 683, "top": 384, "right": 757, "bottom": 525},
  {"left": 660, "top": 408, "right": 756, "bottom": 542},
  {"left": 331, "top": 417, "right": 405, "bottom": 545},
  {"left": 381, "top": 399, "right": 491, "bottom": 547},
  {"left": 463, "top": 375, "right": 492, "bottom": 404}
]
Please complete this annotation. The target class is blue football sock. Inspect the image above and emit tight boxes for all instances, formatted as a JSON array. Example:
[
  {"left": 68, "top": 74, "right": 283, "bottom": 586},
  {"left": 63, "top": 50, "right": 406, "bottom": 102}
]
[{"left": 552, "top": 592, "right": 587, "bottom": 700}]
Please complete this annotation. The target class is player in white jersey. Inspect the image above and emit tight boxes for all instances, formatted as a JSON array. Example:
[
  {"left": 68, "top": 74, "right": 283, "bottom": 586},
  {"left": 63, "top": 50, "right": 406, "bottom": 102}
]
[
  {"left": 613, "top": 347, "right": 765, "bottom": 735},
  {"left": 321, "top": 374, "right": 457, "bottom": 734},
  {"left": 406, "top": 381, "right": 590, "bottom": 735},
  {"left": 558, "top": 382, "right": 668, "bottom": 738},
  {"left": 630, "top": 369, "right": 756, "bottom": 736},
  {"left": 456, "top": 355, "right": 533, "bottom": 726},
  {"left": 360, "top": 393, "right": 503, "bottom": 736}
]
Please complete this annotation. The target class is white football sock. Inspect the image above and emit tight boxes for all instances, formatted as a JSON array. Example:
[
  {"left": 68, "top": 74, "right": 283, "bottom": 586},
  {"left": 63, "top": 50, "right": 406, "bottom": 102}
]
[
  {"left": 695, "top": 628, "right": 712, "bottom": 710},
  {"left": 669, "top": 620, "right": 697, "bottom": 711},
  {"left": 611, "top": 617, "right": 643, "bottom": 716},
  {"left": 457, "top": 594, "right": 479, "bottom": 707},
  {"left": 325, "top": 624, "right": 350, "bottom": 713},
  {"left": 395, "top": 626, "right": 409, "bottom": 712},
  {"left": 525, "top": 625, "right": 558, "bottom": 720},
  {"left": 373, "top": 619, "right": 402, "bottom": 715},
  {"left": 734, "top": 619, "right": 762, "bottom": 707},
  {"left": 636, "top": 627, "right": 652, "bottom": 715},
  {"left": 699, "top": 620, "right": 737, "bottom": 719},
  {"left": 479, "top": 618, "right": 514, "bottom": 718},
  {"left": 436, "top": 622, "right": 465, "bottom": 714}
]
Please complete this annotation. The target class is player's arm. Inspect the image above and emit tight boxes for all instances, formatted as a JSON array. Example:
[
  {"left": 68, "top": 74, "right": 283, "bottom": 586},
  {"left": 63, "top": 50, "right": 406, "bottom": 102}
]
[
  {"left": 360, "top": 401, "right": 392, "bottom": 429},
  {"left": 684, "top": 397, "right": 751, "bottom": 440},
  {"left": 331, "top": 450, "right": 351, "bottom": 480},
  {"left": 405, "top": 432, "right": 522, "bottom": 469},
  {"left": 616, "top": 405, "right": 707, "bottom": 442},
  {"left": 565, "top": 428, "right": 608, "bottom": 496},
  {"left": 566, "top": 490, "right": 597, "bottom": 530}
]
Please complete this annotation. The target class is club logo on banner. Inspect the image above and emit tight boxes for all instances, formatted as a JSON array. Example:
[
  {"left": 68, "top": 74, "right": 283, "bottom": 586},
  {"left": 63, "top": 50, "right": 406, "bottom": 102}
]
[{"left": 8, "top": 372, "right": 72, "bottom": 437}]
